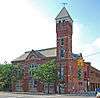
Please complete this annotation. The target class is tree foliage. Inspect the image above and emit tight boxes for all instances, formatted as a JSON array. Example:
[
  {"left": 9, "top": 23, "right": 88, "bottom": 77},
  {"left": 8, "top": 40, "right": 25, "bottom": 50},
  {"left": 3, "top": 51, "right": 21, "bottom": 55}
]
[
  {"left": 0, "top": 64, "right": 23, "bottom": 91},
  {"left": 30, "top": 60, "right": 58, "bottom": 93},
  {"left": 31, "top": 60, "right": 57, "bottom": 83}
]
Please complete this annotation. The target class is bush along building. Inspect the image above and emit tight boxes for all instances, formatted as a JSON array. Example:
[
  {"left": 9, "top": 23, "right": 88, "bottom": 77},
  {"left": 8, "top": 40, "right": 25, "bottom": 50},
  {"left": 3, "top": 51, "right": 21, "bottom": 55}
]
[{"left": 12, "top": 7, "right": 100, "bottom": 94}]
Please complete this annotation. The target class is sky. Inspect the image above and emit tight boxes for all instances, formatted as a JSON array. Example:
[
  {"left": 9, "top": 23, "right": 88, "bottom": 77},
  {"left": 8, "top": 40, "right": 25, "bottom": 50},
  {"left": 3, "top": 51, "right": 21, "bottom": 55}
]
[{"left": 0, "top": 0, "right": 100, "bottom": 70}]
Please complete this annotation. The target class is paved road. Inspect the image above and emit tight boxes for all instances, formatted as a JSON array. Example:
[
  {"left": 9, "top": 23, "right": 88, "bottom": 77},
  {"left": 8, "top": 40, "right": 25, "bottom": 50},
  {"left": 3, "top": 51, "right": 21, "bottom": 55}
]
[{"left": 0, "top": 92, "right": 96, "bottom": 98}]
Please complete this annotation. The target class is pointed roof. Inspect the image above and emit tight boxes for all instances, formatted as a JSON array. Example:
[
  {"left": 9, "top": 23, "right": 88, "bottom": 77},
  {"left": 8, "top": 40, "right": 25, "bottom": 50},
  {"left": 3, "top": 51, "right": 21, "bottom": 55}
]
[
  {"left": 12, "top": 51, "right": 30, "bottom": 62},
  {"left": 55, "top": 7, "right": 72, "bottom": 21},
  {"left": 12, "top": 47, "right": 81, "bottom": 62},
  {"left": 12, "top": 50, "right": 45, "bottom": 62},
  {"left": 38, "top": 47, "right": 56, "bottom": 57}
]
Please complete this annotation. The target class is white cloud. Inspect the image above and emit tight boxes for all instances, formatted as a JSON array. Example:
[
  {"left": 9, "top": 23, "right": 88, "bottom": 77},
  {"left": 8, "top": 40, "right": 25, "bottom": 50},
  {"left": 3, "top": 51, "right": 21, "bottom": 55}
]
[
  {"left": 0, "top": 0, "right": 56, "bottom": 63},
  {"left": 72, "top": 22, "right": 84, "bottom": 53},
  {"left": 82, "top": 38, "right": 100, "bottom": 70},
  {"left": 92, "top": 38, "right": 100, "bottom": 48},
  {"left": 0, "top": 0, "right": 99, "bottom": 70},
  {"left": 72, "top": 22, "right": 100, "bottom": 70},
  {"left": 81, "top": 37, "right": 100, "bottom": 56}
]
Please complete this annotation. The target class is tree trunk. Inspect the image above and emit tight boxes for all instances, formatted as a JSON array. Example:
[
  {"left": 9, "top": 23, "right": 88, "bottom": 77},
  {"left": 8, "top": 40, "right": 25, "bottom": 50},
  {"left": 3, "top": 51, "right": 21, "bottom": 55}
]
[
  {"left": 59, "top": 84, "right": 61, "bottom": 94},
  {"left": 47, "top": 83, "right": 50, "bottom": 94},
  {"left": 54, "top": 82, "right": 57, "bottom": 93}
]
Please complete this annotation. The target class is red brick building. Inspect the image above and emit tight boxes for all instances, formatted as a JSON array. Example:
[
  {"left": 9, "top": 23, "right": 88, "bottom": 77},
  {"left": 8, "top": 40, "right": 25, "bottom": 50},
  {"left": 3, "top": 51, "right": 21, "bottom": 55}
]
[{"left": 12, "top": 7, "right": 100, "bottom": 94}]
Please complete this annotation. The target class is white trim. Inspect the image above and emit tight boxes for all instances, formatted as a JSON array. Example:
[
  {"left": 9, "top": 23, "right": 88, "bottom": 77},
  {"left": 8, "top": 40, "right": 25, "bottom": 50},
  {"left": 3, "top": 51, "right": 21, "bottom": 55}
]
[{"left": 56, "top": 17, "right": 73, "bottom": 24}]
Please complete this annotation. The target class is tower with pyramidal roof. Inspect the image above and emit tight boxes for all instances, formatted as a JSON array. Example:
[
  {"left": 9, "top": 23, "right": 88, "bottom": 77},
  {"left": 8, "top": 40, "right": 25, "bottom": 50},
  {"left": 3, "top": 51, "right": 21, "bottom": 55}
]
[
  {"left": 55, "top": 7, "right": 73, "bottom": 93},
  {"left": 11, "top": 6, "right": 100, "bottom": 94}
]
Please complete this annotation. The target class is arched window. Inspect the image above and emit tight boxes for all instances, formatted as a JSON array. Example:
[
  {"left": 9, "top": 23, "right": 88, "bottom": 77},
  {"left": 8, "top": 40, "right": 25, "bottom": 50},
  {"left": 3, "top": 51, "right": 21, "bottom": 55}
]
[
  {"left": 61, "top": 38, "right": 64, "bottom": 46},
  {"left": 63, "top": 20, "right": 65, "bottom": 23},
  {"left": 59, "top": 20, "right": 61, "bottom": 23},
  {"left": 58, "top": 65, "right": 64, "bottom": 80},
  {"left": 61, "top": 66, "right": 64, "bottom": 80},
  {"left": 60, "top": 48, "right": 65, "bottom": 59}
]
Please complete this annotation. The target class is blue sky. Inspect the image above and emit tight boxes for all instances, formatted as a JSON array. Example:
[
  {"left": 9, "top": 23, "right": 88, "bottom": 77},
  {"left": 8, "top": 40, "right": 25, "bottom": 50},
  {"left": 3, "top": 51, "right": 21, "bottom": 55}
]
[
  {"left": 33, "top": 0, "right": 100, "bottom": 42},
  {"left": 0, "top": 0, "right": 100, "bottom": 70},
  {"left": 31, "top": 0, "right": 100, "bottom": 69}
]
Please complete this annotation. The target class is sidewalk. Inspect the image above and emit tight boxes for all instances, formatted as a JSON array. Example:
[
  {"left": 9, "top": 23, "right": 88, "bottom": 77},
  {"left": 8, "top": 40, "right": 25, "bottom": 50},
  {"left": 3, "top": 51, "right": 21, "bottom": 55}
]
[
  {"left": 12, "top": 91, "right": 44, "bottom": 95},
  {"left": 0, "top": 91, "right": 96, "bottom": 97}
]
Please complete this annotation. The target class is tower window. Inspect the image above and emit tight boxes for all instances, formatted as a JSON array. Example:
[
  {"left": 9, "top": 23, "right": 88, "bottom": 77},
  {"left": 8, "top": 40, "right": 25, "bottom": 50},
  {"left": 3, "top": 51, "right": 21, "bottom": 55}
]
[
  {"left": 60, "top": 65, "right": 64, "bottom": 80},
  {"left": 60, "top": 48, "right": 65, "bottom": 58},
  {"left": 59, "top": 20, "right": 61, "bottom": 23},
  {"left": 34, "top": 80, "right": 37, "bottom": 87},
  {"left": 58, "top": 65, "right": 64, "bottom": 80},
  {"left": 61, "top": 38, "right": 64, "bottom": 46},
  {"left": 61, "top": 66, "right": 64, "bottom": 80},
  {"left": 63, "top": 20, "right": 65, "bottom": 23}
]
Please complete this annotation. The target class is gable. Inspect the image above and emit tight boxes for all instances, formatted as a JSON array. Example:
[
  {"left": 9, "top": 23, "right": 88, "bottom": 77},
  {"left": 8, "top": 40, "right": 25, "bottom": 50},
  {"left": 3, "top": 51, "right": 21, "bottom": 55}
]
[
  {"left": 12, "top": 52, "right": 30, "bottom": 62},
  {"left": 12, "top": 47, "right": 81, "bottom": 62},
  {"left": 38, "top": 47, "right": 56, "bottom": 57},
  {"left": 26, "top": 50, "right": 45, "bottom": 60}
]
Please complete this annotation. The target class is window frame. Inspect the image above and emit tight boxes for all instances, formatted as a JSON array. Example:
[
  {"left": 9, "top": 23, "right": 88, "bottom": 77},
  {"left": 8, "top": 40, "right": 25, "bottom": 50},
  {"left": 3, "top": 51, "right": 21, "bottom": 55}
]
[
  {"left": 60, "top": 48, "right": 65, "bottom": 59},
  {"left": 60, "top": 38, "right": 64, "bottom": 46}
]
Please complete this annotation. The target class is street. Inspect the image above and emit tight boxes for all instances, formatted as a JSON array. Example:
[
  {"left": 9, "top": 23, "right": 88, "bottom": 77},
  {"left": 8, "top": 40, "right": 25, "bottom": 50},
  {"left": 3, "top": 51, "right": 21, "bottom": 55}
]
[{"left": 0, "top": 92, "right": 96, "bottom": 98}]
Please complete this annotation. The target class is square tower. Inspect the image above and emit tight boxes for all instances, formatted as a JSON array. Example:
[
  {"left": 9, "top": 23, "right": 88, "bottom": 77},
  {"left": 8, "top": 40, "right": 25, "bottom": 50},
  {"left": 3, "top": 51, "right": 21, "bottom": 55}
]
[{"left": 55, "top": 7, "right": 73, "bottom": 93}]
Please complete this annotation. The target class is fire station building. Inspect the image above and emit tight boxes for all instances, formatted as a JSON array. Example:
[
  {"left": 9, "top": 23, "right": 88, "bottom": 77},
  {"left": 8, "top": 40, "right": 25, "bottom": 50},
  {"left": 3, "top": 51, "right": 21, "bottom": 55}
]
[{"left": 12, "top": 7, "right": 100, "bottom": 94}]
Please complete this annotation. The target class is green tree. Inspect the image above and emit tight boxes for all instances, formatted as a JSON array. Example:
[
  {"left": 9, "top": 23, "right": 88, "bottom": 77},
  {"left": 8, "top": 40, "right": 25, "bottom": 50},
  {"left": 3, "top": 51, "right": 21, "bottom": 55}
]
[
  {"left": 30, "top": 60, "right": 58, "bottom": 94},
  {"left": 0, "top": 64, "right": 5, "bottom": 90},
  {"left": 0, "top": 64, "right": 23, "bottom": 91}
]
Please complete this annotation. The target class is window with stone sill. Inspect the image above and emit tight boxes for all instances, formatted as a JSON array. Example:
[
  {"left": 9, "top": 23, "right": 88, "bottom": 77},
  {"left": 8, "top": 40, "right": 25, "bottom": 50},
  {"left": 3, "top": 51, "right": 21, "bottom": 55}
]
[
  {"left": 29, "top": 64, "right": 37, "bottom": 76},
  {"left": 61, "top": 66, "right": 64, "bottom": 80},
  {"left": 34, "top": 80, "right": 37, "bottom": 87},
  {"left": 58, "top": 70, "right": 60, "bottom": 79},
  {"left": 29, "top": 64, "right": 37, "bottom": 68},
  {"left": 60, "top": 48, "right": 65, "bottom": 59},
  {"left": 58, "top": 66, "right": 64, "bottom": 80},
  {"left": 61, "top": 38, "right": 64, "bottom": 46},
  {"left": 29, "top": 79, "right": 33, "bottom": 84},
  {"left": 60, "top": 83, "right": 65, "bottom": 93}
]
